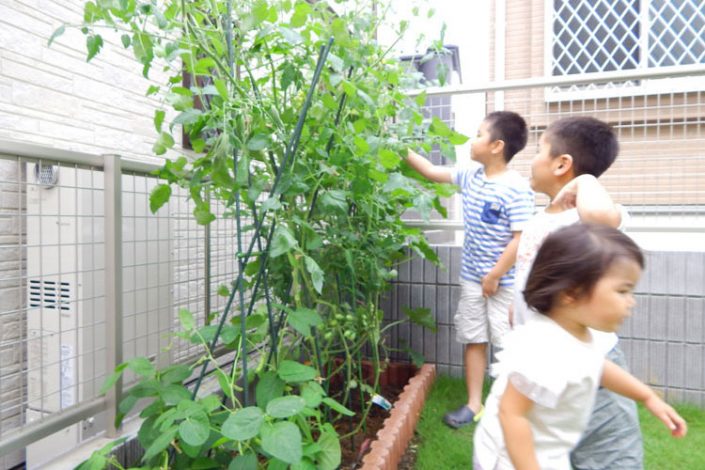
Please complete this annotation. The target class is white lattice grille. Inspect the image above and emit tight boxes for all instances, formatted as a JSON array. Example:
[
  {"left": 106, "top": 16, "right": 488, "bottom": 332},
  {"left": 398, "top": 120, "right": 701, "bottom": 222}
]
[
  {"left": 649, "top": 0, "right": 705, "bottom": 67},
  {"left": 552, "top": 0, "right": 640, "bottom": 76},
  {"left": 552, "top": 0, "right": 705, "bottom": 77}
]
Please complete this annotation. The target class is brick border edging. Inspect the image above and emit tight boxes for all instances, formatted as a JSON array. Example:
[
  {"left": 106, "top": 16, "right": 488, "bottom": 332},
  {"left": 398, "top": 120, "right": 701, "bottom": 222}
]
[{"left": 360, "top": 363, "right": 436, "bottom": 470}]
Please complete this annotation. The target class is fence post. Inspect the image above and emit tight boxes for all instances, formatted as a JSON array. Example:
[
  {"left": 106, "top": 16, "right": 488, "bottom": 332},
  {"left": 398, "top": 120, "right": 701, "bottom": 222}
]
[
  {"left": 204, "top": 190, "right": 211, "bottom": 324},
  {"left": 104, "top": 154, "right": 123, "bottom": 437}
]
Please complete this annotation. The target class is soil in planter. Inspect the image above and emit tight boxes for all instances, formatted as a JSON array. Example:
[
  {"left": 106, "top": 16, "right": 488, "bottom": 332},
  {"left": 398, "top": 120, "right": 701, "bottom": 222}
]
[
  {"left": 330, "top": 362, "right": 418, "bottom": 469},
  {"left": 336, "top": 382, "right": 403, "bottom": 469}
]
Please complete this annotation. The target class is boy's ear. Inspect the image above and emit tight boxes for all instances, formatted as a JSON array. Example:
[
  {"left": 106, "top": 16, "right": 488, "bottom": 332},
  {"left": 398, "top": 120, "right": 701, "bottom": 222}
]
[
  {"left": 491, "top": 139, "right": 505, "bottom": 156},
  {"left": 553, "top": 154, "right": 574, "bottom": 176}
]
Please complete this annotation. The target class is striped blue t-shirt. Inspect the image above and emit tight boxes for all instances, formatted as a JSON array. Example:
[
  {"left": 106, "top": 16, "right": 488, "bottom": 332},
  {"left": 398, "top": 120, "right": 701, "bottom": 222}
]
[{"left": 452, "top": 166, "right": 534, "bottom": 286}]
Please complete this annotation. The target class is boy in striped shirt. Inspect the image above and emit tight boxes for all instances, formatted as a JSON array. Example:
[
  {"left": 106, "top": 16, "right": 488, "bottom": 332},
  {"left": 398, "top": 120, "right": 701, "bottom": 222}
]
[{"left": 406, "top": 111, "right": 534, "bottom": 428}]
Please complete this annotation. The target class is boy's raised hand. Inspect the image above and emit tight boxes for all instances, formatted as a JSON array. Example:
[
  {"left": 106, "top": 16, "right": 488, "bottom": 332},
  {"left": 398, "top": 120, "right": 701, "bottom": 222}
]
[
  {"left": 643, "top": 394, "right": 688, "bottom": 438},
  {"left": 551, "top": 174, "right": 621, "bottom": 227}
]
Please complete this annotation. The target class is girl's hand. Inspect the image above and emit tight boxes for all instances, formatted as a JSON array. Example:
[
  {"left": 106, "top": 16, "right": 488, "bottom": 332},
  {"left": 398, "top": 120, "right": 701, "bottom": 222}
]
[{"left": 644, "top": 394, "right": 688, "bottom": 438}]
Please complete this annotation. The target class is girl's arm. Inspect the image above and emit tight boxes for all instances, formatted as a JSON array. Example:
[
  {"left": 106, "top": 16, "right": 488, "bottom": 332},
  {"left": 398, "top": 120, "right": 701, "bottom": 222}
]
[
  {"left": 499, "top": 381, "right": 541, "bottom": 470},
  {"left": 405, "top": 149, "right": 453, "bottom": 184},
  {"left": 601, "top": 360, "right": 687, "bottom": 437}
]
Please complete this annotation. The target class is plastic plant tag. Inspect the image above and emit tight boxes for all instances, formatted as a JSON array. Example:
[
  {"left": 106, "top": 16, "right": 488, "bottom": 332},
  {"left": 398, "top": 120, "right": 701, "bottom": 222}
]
[{"left": 371, "top": 394, "right": 392, "bottom": 411}]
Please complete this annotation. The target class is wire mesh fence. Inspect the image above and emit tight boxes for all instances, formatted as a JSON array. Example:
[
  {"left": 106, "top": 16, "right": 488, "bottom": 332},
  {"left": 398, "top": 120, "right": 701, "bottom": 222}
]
[
  {"left": 0, "top": 153, "right": 248, "bottom": 468},
  {"left": 415, "top": 67, "right": 705, "bottom": 251}
]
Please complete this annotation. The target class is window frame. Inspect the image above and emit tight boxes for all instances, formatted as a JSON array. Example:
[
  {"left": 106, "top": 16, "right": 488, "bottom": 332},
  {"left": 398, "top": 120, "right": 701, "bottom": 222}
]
[{"left": 543, "top": 0, "right": 705, "bottom": 101}]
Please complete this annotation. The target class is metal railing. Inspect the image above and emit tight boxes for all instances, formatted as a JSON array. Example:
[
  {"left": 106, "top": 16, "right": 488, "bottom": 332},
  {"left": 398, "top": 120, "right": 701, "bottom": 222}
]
[
  {"left": 0, "top": 143, "right": 244, "bottom": 468},
  {"left": 408, "top": 64, "right": 705, "bottom": 251}
]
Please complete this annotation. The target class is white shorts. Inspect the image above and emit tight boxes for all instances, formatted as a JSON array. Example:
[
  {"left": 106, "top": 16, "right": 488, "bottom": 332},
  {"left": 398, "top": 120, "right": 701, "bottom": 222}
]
[{"left": 454, "top": 279, "right": 513, "bottom": 346}]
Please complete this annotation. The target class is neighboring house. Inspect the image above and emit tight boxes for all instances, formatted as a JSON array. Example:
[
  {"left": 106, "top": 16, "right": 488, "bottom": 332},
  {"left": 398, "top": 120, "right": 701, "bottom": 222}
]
[{"left": 489, "top": 0, "right": 705, "bottom": 212}]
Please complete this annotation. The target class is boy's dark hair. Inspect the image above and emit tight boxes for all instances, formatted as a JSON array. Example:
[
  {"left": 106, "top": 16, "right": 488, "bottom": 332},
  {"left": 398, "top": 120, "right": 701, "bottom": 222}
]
[
  {"left": 523, "top": 223, "right": 644, "bottom": 314},
  {"left": 545, "top": 117, "right": 618, "bottom": 177},
  {"left": 484, "top": 111, "right": 528, "bottom": 163}
]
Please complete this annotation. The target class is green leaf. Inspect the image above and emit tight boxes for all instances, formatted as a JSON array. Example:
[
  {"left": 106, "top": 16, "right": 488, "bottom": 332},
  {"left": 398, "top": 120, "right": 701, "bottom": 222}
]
[
  {"left": 304, "top": 257, "right": 324, "bottom": 294},
  {"left": 120, "top": 33, "right": 131, "bottom": 48},
  {"left": 178, "top": 412, "right": 210, "bottom": 446},
  {"left": 300, "top": 381, "right": 324, "bottom": 408},
  {"left": 288, "top": 307, "right": 323, "bottom": 337},
  {"left": 252, "top": 0, "right": 270, "bottom": 24},
  {"left": 256, "top": 371, "right": 285, "bottom": 408},
  {"left": 142, "top": 426, "right": 177, "bottom": 462},
  {"left": 353, "top": 136, "right": 369, "bottom": 154},
  {"left": 75, "top": 454, "right": 106, "bottom": 470},
  {"left": 270, "top": 225, "right": 298, "bottom": 258},
  {"left": 217, "top": 284, "right": 230, "bottom": 297},
  {"left": 146, "top": 85, "right": 160, "bottom": 96},
  {"left": 214, "top": 78, "right": 228, "bottom": 100},
  {"left": 100, "top": 362, "right": 127, "bottom": 394},
  {"left": 215, "top": 369, "right": 235, "bottom": 403},
  {"left": 228, "top": 453, "right": 258, "bottom": 470},
  {"left": 316, "top": 430, "right": 341, "bottom": 470},
  {"left": 86, "top": 34, "right": 104, "bottom": 62},
  {"left": 401, "top": 306, "right": 436, "bottom": 331},
  {"left": 279, "top": 26, "right": 303, "bottom": 45},
  {"left": 160, "top": 384, "right": 191, "bottom": 405},
  {"left": 414, "top": 192, "right": 434, "bottom": 222},
  {"left": 149, "top": 183, "right": 171, "bottom": 214},
  {"left": 379, "top": 149, "right": 402, "bottom": 170},
  {"left": 415, "top": 90, "right": 427, "bottom": 107},
  {"left": 194, "top": 205, "right": 216, "bottom": 225},
  {"left": 221, "top": 407, "right": 264, "bottom": 441},
  {"left": 160, "top": 364, "right": 191, "bottom": 384},
  {"left": 247, "top": 134, "right": 269, "bottom": 151},
  {"left": 179, "top": 308, "right": 194, "bottom": 331},
  {"left": 194, "top": 57, "right": 216, "bottom": 74},
  {"left": 172, "top": 109, "right": 202, "bottom": 127},
  {"left": 48, "top": 25, "right": 65, "bottom": 47},
  {"left": 319, "top": 190, "right": 347, "bottom": 214},
  {"left": 409, "top": 348, "right": 425, "bottom": 367},
  {"left": 429, "top": 116, "right": 452, "bottom": 137},
  {"left": 153, "top": 110, "right": 165, "bottom": 132},
  {"left": 322, "top": 397, "right": 355, "bottom": 417},
  {"left": 127, "top": 357, "right": 155, "bottom": 378},
  {"left": 277, "top": 361, "right": 318, "bottom": 383},
  {"left": 448, "top": 130, "right": 469, "bottom": 145},
  {"left": 266, "top": 395, "right": 306, "bottom": 418},
  {"left": 153, "top": 131, "right": 174, "bottom": 155},
  {"left": 261, "top": 421, "right": 303, "bottom": 465},
  {"left": 118, "top": 394, "right": 139, "bottom": 415}
]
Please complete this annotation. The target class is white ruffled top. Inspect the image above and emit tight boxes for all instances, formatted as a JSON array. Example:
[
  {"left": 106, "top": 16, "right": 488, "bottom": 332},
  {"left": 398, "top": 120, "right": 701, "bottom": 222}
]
[{"left": 473, "top": 315, "right": 610, "bottom": 470}]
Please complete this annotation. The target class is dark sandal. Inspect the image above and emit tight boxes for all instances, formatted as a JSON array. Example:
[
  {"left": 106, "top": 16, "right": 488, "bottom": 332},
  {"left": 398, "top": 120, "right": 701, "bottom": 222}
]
[{"left": 443, "top": 405, "right": 484, "bottom": 429}]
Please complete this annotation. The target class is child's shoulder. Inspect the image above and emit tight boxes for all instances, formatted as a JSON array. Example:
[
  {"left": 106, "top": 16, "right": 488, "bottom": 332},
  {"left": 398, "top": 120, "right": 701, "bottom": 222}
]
[{"left": 491, "top": 169, "right": 531, "bottom": 189}]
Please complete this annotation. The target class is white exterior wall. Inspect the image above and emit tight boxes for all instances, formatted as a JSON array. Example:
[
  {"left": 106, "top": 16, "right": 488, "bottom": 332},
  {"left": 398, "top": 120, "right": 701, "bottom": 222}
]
[{"left": 0, "top": 0, "right": 175, "bottom": 162}]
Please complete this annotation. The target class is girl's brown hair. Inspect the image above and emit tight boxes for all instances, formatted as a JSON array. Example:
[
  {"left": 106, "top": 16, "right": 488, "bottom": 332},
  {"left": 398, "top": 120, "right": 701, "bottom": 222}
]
[{"left": 523, "top": 223, "right": 644, "bottom": 314}]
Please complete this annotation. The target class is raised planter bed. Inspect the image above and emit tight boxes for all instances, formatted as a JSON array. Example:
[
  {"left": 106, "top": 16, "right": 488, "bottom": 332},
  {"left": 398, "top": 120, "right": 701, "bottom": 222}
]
[{"left": 360, "top": 364, "right": 436, "bottom": 470}]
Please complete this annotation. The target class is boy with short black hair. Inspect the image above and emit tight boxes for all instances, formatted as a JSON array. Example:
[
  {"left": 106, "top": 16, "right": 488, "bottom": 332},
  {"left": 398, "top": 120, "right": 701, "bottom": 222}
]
[
  {"left": 406, "top": 111, "right": 534, "bottom": 428},
  {"left": 513, "top": 116, "right": 643, "bottom": 469}
]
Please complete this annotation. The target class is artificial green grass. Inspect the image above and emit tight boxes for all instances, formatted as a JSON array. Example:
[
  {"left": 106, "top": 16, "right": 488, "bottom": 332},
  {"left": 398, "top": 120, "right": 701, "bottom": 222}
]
[{"left": 415, "top": 375, "right": 705, "bottom": 469}]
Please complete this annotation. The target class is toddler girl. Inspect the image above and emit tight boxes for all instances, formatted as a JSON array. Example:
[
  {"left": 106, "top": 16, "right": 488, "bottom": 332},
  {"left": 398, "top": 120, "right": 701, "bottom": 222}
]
[{"left": 473, "top": 223, "right": 687, "bottom": 470}]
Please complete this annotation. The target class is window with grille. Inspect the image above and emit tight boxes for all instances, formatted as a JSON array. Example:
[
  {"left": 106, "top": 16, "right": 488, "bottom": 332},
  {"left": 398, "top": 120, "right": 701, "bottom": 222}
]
[{"left": 546, "top": 0, "right": 705, "bottom": 95}]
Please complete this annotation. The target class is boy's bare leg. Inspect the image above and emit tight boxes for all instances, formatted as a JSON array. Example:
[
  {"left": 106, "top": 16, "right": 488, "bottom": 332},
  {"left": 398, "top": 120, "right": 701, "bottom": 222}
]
[
  {"left": 443, "top": 342, "right": 487, "bottom": 428},
  {"left": 466, "top": 342, "right": 487, "bottom": 412}
]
